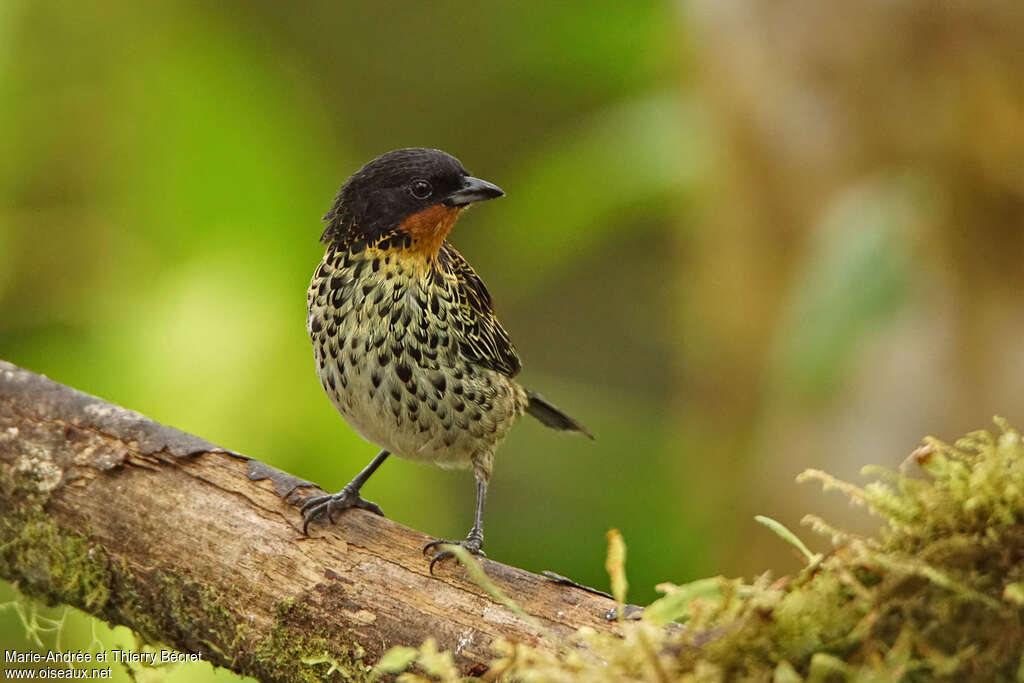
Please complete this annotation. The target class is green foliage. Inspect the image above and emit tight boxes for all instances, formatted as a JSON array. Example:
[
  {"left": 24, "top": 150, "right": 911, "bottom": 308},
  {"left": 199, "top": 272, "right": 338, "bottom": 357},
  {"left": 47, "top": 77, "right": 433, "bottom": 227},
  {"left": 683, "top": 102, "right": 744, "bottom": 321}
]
[
  {"left": 772, "top": 176, "right": 930, "bottom": 399},
  {"left": 383, "top": 420, "right": 1024, "bottom": 681}
]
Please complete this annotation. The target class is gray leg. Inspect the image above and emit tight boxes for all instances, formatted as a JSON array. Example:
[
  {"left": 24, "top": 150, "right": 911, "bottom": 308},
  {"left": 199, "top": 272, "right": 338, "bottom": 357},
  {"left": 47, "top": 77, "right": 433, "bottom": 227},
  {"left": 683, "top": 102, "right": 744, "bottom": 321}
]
[
  {"left": 301, "top": 450, "right": 389, "bottom": 534},
  {"left": 424, "top": 478, "right": 488, "bottom": 574}
]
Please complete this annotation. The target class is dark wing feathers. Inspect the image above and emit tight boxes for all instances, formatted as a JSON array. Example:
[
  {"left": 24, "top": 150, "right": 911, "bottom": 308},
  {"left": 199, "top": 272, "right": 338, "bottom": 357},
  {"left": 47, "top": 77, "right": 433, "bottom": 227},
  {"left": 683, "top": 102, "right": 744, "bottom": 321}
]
[{"left": 439, "top": 243, "right": 522, "bottom": 377}]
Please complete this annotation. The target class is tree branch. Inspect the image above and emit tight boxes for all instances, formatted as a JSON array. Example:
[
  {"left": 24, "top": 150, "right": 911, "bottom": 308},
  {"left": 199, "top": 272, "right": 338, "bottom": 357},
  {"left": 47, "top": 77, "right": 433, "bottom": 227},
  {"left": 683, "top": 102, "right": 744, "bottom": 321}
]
[{"left": 0, "top": 360, "right": 616, "bottom": 681}]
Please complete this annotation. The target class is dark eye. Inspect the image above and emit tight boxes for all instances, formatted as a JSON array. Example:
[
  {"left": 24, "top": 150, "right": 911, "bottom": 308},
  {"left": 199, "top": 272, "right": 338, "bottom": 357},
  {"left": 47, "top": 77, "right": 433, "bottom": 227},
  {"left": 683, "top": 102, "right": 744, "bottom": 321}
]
[{"left": 409, "top": 179, "right": 432, "bottom": 199}]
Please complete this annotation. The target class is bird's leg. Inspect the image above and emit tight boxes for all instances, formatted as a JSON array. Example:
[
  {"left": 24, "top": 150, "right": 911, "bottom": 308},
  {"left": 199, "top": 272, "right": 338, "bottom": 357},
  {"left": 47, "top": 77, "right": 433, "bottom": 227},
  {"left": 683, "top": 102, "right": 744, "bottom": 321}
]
[
  {"left": 301, "top": 450, "right": 389, "bottom": 535},
  {"left": 425, "top": 475, "right": 488, "bottom": 574}
]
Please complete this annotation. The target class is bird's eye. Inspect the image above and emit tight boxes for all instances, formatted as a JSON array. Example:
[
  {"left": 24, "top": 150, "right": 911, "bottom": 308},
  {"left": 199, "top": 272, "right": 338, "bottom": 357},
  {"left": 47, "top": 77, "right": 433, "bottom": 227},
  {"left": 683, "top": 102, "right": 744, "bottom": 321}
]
[{"left": 409, "top": 179, "right": 433, "bottom": 199}]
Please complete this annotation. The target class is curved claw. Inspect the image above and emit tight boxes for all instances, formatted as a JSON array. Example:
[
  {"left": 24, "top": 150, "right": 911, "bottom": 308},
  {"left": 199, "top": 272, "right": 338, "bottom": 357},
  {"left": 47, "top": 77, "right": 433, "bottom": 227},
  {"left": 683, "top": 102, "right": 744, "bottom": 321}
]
[
  {"left": 423, "top": 539, "right": 486, "bottom": 575},
  {"left": 300, "top": 488, "right": 384, "bottom": 535},
  {"left": 299, "top": 493, "right": 331, "bottom": 516}
]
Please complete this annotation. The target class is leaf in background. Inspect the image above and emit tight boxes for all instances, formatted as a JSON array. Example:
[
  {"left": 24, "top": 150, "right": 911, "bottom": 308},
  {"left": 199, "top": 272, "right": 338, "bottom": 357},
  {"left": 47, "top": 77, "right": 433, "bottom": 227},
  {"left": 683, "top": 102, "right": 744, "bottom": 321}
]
[
  {"left": 771, "top": 174, "right": 933, "bottom": 399},
  {"left": 754, "top": 515, "right": 821, "bottom": 565}
]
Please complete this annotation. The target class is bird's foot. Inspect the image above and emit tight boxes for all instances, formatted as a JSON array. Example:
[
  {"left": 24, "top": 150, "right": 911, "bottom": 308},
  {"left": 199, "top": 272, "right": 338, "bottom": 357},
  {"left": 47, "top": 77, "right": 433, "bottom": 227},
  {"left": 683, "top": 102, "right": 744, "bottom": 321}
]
[
  {"left": 300, "top": 486, "right": 384, "bottom": 535},
  {"left": 424, "top": 534, "right": 485, "bottom": 574}
]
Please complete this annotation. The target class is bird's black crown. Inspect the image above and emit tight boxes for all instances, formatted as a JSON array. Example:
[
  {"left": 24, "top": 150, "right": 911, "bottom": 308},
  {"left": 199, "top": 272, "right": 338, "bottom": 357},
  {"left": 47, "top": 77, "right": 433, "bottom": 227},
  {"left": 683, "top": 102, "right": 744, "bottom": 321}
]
[{"left": 320, "top": 148, "right": 502, "bottom": 247}]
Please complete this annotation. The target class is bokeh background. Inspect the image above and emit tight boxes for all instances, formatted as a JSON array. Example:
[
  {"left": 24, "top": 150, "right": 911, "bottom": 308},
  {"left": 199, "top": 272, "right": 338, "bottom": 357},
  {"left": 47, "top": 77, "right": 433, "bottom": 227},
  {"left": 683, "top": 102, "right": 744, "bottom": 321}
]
[{"left": 2, "top": 1, "right": 1023, "bottom": 680}]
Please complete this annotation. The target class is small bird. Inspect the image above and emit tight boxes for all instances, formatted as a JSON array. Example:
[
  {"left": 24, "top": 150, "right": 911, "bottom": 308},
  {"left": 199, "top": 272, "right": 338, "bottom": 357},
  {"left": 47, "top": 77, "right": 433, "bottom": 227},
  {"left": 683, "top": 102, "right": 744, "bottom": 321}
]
[{"left": 301, "top": 148, "right": 592, "bottom": 571}]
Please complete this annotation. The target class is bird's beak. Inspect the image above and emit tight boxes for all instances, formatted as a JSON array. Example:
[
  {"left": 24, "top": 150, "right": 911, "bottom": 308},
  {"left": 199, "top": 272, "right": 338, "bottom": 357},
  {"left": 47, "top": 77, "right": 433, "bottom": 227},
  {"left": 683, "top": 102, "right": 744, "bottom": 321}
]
[{"left": 443, "top": 176, "right": 505, "bottom": 207}]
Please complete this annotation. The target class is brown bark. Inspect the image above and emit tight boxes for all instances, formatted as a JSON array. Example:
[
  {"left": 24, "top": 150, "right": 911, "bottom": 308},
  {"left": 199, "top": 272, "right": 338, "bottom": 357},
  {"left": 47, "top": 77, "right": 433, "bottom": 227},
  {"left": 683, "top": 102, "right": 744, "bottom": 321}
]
[{"left": 0, "top": 360, "right": 616, "bottom": 681}]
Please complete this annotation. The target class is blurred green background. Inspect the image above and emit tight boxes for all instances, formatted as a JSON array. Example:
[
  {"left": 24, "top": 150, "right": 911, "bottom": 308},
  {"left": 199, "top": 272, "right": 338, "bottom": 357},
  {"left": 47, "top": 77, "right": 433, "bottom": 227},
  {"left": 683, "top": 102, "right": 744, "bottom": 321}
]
[{"left": 2, "top": 0, "right": 1023, "bottom": 680}]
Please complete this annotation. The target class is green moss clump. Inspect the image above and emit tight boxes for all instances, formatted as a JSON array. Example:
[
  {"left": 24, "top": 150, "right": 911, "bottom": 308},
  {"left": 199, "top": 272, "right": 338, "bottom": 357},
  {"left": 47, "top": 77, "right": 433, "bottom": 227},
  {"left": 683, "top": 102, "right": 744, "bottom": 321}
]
[
  {"left": 250, "top": 597, "right": 377, "bottom": 683},
  {"left": 0, "top": 451, "right": 114, "bottom": 614},
  {"left": 0, "top": 512, "right": 113, "bottom": 612},
  {"left": 390, "top": 420, "right": 1024, "bottom": 682}
]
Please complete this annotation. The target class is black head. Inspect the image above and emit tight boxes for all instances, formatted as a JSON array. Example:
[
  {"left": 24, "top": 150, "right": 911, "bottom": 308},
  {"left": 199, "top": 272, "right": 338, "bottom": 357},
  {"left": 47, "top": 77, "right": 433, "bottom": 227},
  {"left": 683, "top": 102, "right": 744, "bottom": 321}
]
[{"left": 320, "top": 148, "right": 503, "bottom": 246}]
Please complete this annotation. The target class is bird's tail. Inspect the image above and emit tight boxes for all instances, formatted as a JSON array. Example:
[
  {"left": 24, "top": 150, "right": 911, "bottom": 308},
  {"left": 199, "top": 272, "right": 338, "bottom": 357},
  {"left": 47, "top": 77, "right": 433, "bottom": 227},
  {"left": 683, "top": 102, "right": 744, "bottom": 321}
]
[{"left": 525, "top": 390, "right": 594, "bottom": 440}]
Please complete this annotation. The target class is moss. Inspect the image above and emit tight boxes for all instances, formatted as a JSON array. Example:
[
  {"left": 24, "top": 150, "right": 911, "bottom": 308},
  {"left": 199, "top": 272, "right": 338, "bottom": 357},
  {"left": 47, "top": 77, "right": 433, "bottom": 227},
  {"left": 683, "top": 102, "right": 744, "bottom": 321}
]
[
  {"left": 0, "top": 486, "right": 113, "bottom": 615},
  {"left": 389, "top": 420, "right": 1024, "bottom": 681},
  {"left": 250, "top": 596, "right": 377, "bottom": 682},
  {"left": 1, "top": 447, "right": 377, "bottom": 682},
  {"left": 1, "top": 457, "right": 248, "bottom": 672},
  {"left": 1, "top": 447, "right": 121, "bottom": 635},
  {"left": 111, "top": 569, "right": 248, "bottom": 662}
]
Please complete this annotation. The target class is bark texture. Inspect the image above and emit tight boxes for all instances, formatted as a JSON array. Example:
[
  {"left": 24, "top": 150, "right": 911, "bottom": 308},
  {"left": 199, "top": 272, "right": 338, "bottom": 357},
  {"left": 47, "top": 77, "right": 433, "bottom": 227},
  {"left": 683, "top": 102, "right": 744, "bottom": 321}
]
[{"left": 0, "top": 360, "right": 616, "bottom": 681}]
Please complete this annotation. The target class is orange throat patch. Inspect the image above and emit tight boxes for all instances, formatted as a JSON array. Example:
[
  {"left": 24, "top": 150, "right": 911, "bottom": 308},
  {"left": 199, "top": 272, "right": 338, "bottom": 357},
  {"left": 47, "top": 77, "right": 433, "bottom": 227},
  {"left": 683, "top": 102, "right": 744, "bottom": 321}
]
[{"left": 397, "top": 204, "right": 465, "bottom": 257}]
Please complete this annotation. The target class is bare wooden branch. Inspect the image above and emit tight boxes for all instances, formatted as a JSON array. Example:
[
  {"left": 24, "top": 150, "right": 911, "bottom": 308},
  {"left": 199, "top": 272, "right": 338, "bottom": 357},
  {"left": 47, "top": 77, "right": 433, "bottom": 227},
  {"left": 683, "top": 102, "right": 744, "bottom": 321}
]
[{"left": 0, "top": 360, "right": 616, "bottom": 681}]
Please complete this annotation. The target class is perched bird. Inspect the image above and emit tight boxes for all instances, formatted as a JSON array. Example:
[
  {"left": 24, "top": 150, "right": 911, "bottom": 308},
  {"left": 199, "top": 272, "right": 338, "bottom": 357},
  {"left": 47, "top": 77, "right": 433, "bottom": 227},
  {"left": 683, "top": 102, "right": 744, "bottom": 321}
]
[{"left": 301, "top": 148, "right": 592, "bottom": 571}]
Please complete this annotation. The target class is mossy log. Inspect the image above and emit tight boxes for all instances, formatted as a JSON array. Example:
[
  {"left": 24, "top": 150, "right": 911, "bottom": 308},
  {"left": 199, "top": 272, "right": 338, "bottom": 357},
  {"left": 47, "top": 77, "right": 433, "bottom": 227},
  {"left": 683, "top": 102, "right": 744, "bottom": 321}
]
[{"left": 0, "top": 360, "right": 616, "bottom": 681}]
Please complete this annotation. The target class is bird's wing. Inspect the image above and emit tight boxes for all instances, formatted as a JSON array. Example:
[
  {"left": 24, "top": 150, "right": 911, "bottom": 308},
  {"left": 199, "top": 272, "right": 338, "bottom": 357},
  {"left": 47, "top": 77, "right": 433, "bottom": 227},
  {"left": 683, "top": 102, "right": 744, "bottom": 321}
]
[{"left": 438, "top": 242, "right": 522, "bottom": 378}]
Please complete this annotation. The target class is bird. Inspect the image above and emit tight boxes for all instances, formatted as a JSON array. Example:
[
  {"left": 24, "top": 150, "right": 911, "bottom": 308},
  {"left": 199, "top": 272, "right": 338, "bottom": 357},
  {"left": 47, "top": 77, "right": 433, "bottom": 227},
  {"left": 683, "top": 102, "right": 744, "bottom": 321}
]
[{"left": 301, "top": 147, "right": 592, "bottom": 571}]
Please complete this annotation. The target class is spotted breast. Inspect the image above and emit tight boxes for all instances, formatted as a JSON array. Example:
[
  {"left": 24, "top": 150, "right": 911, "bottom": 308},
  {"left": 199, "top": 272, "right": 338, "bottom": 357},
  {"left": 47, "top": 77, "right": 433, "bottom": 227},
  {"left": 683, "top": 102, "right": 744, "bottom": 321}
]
[{"left": 307, "top": 237, "right": 527, "bottom": 471}]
